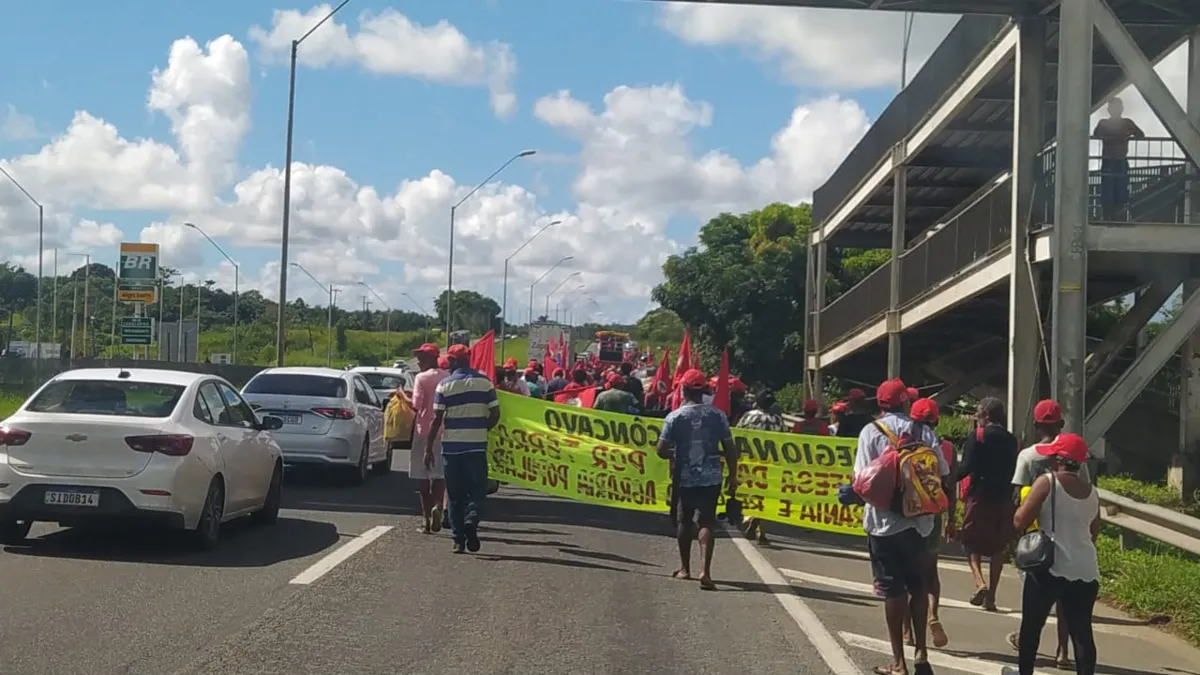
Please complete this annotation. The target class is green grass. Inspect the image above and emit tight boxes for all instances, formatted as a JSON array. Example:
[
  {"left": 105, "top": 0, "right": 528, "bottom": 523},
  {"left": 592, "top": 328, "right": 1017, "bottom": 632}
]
[
  {"left": 0, "top": 392, "right": 23, "bottom": 420},
  {"left": 1098, "top": 475, "right": 1200, "bottom": 518},
  {"left": 1097, "top": 530, "right": 1200, "bottom": 645}
]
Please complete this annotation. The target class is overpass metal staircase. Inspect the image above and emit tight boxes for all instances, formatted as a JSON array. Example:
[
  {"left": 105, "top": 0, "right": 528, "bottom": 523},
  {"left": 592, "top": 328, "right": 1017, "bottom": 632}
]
[{"left": 817, "top": 150, "right": 1190, "bottom": 357}]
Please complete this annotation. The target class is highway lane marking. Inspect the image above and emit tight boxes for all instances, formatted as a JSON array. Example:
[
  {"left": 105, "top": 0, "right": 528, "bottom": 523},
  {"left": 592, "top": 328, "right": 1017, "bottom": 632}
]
[
  {"left": 781, "top": 569, "right": 1133, "bottom": 637},
  {"left": 724, "top": 523, "right": 864, "bottom": 675},
  {"left": 837, "top": 632, "right": 1055, "bottom": 675},
  {"left": 289, "top": 525, "right": 393, "bottom": 586}
]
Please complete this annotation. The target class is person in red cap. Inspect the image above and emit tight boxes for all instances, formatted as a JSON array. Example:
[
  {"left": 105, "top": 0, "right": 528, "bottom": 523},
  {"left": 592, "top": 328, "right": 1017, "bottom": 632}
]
[
  {"left": 904, "top": 398, "right": 958, "bottom": 649},
  {"left": 958, "top": 397, "right": 1019, "bottom": 612},
  {"left": 618, "top": 361, "right": 645, "bottom": 406},
  {"left": 852, "top": 378, "right": 949, "bottom": 675},
  {"left": 410, "top": 343, "right": 449, "bottom": 534},
  {"left": 656, "top": 368, "right": 738, "bottom": 590},
  {"left": 905, "top": 387, "right": 920, "bottom": 414},
  {"left": 544, "top": 368, "right": 568, "bottom": 399},
  {"left": 837, "top": 387, "right": 873, "bottom": 438},
  {"left": 1008, "top": 433, "right": 1100, "bottom": 675},
  {"left": 428, "top": 343, "right": 500, "bottom": 554},
  {"left": 593, "top": 373, "right": 638, "bottom": 414},
  {"left": 1007, "top": 399, "right": 1087, "bottom": 666},
  {"left": 829, "top": 401, "right": 848, "bottom": 435},
  {"left": 794, "top": 399, "right": 830, "bottom": 435}
]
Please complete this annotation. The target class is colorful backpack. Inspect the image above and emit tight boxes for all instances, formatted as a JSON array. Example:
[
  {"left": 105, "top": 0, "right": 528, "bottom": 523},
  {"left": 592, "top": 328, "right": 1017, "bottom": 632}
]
[{"left": 872, "top": 421, "right": 950, "bottom": 517}]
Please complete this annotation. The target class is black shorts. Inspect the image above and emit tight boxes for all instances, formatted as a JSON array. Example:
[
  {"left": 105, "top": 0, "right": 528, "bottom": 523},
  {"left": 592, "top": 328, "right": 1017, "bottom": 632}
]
[
  {"left": 677, "top": 485, "right": 721, "bottom": 528},
  {"left": 868, "top": 528, "right": 928, "bottom": 599}
]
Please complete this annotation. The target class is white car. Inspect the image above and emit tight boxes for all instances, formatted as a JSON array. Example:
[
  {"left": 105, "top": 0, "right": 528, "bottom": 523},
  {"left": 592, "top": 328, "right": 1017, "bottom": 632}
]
[
  {"left": 0, "top": 368, "right": 284, "bottom": 550},
  {"left": 241, "top": 367, "right": 389, "bottom": 484},
  {"left": 350, "top": 366, "right": 414, "bottom": 402}
]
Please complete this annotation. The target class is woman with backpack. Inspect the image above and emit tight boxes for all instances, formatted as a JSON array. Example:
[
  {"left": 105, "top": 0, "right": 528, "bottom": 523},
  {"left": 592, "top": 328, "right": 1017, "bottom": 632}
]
[{"left": 957, "top": 397, "right": 1019, "bottom": 611}]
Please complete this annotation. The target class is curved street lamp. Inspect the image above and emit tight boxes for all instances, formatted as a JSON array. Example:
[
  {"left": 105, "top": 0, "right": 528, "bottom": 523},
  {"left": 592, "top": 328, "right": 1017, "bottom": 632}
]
[
  {"left": 289, "top": 262, "right": 334, "bottom": 366},
  {"left": 185, "top": 222, "right": 239, "bottom": 363},
  {"left": 500, "top": 219, "right": 561, "bottom": 362},
  {"left": 544, "top": 272, "right": 581, "bottom": 320},
  {"left": 528, "top": 257, "right": 572, "bottom": 326}
]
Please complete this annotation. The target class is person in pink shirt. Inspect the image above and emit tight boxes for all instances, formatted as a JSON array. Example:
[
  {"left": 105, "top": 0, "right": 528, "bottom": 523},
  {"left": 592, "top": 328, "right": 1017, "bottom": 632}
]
[{"left": 411, "top": 343, "right": 450, "bottom": 534}]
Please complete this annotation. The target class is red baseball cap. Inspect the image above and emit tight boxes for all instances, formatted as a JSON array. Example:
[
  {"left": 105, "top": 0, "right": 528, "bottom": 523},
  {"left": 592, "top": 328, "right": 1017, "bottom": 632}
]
[
  {"left": 412, "top": 343, "right": 440, "bottom": 357},
  {"left": 906, "top": 387, "right": 920, "bottom": 402},
  {"left": 802, "top": 399, "right": 819, "bottom": 414},
  {"left": 1033, "top": 400, "right": 1063, "bottom": 424},
  {"left": 730, "top": 377, "right": 747, "bottom": 394},
  {"left": 446, "top": 344, "right": 470, "bottom": 360},
  {"left": 847, "top": 388, "right": 866, "bottom": 401},
  {"left": 503, "top": 357, "right": 519, "bottom": 369},
  {"left": 1037, "top": 432, "right": 1088, "bottom": 463},
  {"left": 553, "top": 368, "right": 565, "bottom": 378},
  {"left": 830, "top": 401, "right": 848, "bottom": 414},
  {"left": 910, "top": 398, "right": 939, "bottom": 424},
  {"left": 876, "top": 378, "right": 909, "bottom": 408},
  {"left": 605, "top": 373, "right": 623, "bottom": 388},
  {"left": 680, "top": 369, "right": 707, "bottom": 389},
  {"left": 437, "top": 355, "right": 450, "bottom": 369}
]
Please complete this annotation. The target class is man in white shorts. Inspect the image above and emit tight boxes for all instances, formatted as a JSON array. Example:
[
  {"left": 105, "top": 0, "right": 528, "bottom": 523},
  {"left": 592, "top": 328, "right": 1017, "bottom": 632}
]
[{"left": 411, "top": 343, "right": 449, "bottom": 534}]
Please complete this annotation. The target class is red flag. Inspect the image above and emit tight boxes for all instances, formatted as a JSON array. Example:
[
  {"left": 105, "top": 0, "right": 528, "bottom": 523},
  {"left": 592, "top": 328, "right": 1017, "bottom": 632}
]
[
  {"left": 553, "top": 384, "right": 597, "bottom": 408},
  {"left": 543, "top": 344, "right": 555, "bottom": 379},
  {"left": 469, "top": 330, "right": 496, "bottom": 382},
  {"left": 712, "top": 347, "right": 731, "bottom": 415},
  {"left": 649, "top": 348, "right": 671, "bottom": 407},
  {"left": 673, "top": 330, "right": 692, "bottom": 385}
]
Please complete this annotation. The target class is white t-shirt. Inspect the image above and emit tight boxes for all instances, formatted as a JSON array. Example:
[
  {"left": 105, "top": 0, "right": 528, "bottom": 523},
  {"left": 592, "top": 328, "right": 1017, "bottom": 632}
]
[{"left": 1012, "top": 440, "right": 1090, "bottom": 486}]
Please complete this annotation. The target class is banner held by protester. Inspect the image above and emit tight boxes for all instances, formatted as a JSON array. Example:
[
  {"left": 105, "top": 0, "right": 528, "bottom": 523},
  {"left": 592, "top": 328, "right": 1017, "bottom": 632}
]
[{"left": 488, "top": 391, "right": 865, "bottom": 536}]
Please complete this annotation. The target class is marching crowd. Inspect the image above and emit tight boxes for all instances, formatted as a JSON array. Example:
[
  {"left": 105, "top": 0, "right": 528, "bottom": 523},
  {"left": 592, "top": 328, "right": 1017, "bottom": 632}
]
[{"left": 398, "top": 342, "right": 1100, "bottom": 675}]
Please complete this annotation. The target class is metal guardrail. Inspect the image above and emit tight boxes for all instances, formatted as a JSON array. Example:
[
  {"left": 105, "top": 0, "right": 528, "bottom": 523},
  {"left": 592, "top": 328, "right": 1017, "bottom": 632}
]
[{"left": 1097, "top": 489, "right": 1200, "bottom": 556}]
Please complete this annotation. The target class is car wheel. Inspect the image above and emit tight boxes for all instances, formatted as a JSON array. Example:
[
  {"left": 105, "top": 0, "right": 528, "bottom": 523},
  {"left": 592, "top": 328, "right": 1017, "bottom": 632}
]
[
  {"left": 0, "top": 519, "right": 33, "bottom": 545},
  {"left": 252, "top": 463, "right": 283, "bottom": 526},
  {"left": 372, "top": 445, "right": 393, "bottom": 476},
  {"left": 349, "top": 439, "right": 370, "bottom": 486},
  {"left": 192, "top": 477, "right": 225, "bottom": 551},
  {"left": 487, "top": 479, "right": 500, "bottom": 495}
]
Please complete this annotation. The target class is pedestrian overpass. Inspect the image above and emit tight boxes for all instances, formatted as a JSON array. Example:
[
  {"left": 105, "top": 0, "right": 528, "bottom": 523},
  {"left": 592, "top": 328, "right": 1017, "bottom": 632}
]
[{"left": 780, "top": 0, "right": 1200, "bottom": 486}]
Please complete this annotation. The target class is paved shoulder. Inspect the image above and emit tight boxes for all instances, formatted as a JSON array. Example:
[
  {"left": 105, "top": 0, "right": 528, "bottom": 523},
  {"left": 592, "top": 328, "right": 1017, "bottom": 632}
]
[{"left": 172, "top": 489, "right": 834, "bottom": 675}]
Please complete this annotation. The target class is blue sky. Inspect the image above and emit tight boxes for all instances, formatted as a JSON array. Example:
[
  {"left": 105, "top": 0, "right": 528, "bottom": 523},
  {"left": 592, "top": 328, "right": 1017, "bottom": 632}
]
[{"left": 0, "top": 1, "right": 955, "bottom": 323}]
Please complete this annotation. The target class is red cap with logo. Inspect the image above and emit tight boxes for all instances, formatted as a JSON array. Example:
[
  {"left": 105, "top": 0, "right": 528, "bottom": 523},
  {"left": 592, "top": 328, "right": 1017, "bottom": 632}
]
[
  {"left": 909, "top": 398, "right": 939, "bottom": 424},
  {"left": 1037, "top": 432, "right": 1089, "bottom": 463},
  {"left": 1033, "top": 400, "right": 1063, "bottom": 424},
  {"left": 679, "top": 369, "right": 707, "bottom": 389},
  {"left": 876, "top": 379, "right": 909, "bottom": 409}
]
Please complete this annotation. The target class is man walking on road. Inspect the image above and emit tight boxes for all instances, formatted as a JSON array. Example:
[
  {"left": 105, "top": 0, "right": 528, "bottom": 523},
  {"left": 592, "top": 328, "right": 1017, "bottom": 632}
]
[
  {"left": 428, "top": 344, "right": 501, "bottom": 554},
  {"left": 656, "top": 369, "right": 738, "bottom": 590},
  {"left": 411, "top": 343, "right": 449, "bottom": 534},
  {"left": 854, "top": 379, "right": 949, "bottom": 675}
]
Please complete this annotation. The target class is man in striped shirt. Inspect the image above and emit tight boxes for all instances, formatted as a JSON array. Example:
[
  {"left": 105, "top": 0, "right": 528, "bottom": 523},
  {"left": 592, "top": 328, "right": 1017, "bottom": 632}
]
[{"left": 428, "top": 344, "right": 501, "bottom": 554}]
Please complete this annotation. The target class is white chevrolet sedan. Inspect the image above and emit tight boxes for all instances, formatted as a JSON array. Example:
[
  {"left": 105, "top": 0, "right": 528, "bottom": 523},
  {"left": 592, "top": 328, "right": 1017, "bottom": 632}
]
[
  {"left": 240, "top": 367, "right": 389, "bottom": 484},
  {"left": 0, "top": 368, "right": 284, "bottom": 550}
]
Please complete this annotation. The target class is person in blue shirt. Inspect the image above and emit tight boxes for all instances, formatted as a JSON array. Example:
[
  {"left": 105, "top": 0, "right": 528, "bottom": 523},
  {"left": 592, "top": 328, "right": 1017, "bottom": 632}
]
[
  {"left": 656, "top": 369, "right": 738, "bottom": 590},
  {"left": 428, "top": 344, "right": 501, "bottom": 554}
]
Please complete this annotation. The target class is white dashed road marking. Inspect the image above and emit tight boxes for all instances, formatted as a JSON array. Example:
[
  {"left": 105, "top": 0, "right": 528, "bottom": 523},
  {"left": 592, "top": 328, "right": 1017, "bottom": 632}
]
[{"left": 290, "top": 525, "right": 393, "bottom": 586}]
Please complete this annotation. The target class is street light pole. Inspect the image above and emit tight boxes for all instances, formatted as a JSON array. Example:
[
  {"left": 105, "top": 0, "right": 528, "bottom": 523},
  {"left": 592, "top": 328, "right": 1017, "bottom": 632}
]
[
  {"left": 545, "top": 272, "right": 581, "bottom": 318},
  {"left": 556, "top": 284, "right": 586, "bottom": 322},
  {"left": 500, "top": 219, "right": 561, "bottom": 362},
  {"left": 528, "top": 256, "right": 573, "bottom": 328},
  {"left": 185, "top": 222, "right": 240, "bottom": 363},
  {"left": 358, "top": 282, "right": 392, "bottom": 359},
  {"left": 401, "top": 292, "right": 430, "bottom": 343},
  {"left": 445, "top": 149, "right": 537, "bottom": 340},
  {"left": 289, "top": 262, "right": 333, "bottom": 366},
  {"left": 275, "top": 0, "right": 353, "bottom": 367},
  {"left": 1, "top": 167, "right": 44, "bottom": 370}
]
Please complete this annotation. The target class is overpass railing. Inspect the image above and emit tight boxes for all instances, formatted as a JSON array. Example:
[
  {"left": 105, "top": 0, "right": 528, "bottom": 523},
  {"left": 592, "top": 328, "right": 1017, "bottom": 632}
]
[{"left": 818, "top": 138, "right": 1191, "bottom": 350}]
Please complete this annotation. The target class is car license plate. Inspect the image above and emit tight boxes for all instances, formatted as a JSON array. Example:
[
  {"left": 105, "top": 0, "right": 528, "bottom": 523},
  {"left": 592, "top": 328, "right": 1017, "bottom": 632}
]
[
  {"left": 44, "top": 490, "right": 100, "bottom": 507},
  {"left": 280, "top": 413, "right": 302, "bottom": 425}
]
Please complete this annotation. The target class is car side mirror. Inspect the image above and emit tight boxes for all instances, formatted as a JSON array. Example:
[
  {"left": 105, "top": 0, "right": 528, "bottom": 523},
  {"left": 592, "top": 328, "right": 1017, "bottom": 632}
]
[{"left": 260, "top": 415, "right": 284, "bottom": 431}]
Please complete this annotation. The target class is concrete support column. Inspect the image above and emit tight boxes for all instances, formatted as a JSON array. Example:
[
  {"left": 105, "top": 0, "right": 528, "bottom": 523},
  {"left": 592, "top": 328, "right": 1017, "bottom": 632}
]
[
  {"left": 1008, "top": 16, "right": 1047, "bottom": 444},
  {"left": 887, "top": 146, "right": 906, "bottom": 379},
  {"left": 805, "top": 241, "right": 827, "bottom": 402},
  {"left": 1049, "top": 0, "right": 1093, "bottom": 435},
  {"left": 1173, "top": 30, "right": 1200, "bottom": 501}
]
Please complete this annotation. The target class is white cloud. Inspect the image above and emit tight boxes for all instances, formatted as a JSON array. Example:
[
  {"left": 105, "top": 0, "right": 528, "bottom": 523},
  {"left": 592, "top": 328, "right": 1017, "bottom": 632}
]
[
  {"left": 249, "top": 5, "right": 518, "bottom": 117},
  {"left": 1, "top": 26, "right": 871, "bottom": 322},
  {"left": 657, "top": 5, "right": 959, "bottom": 90},
  {"left": 1, "top": 104, "right": 41, "bottom": 141}
]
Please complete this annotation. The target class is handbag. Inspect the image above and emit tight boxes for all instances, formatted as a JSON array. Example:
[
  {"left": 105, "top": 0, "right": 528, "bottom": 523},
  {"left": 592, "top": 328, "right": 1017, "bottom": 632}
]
[{"left": 1013, "top": 473, "right": 1057, "bottom": 573}]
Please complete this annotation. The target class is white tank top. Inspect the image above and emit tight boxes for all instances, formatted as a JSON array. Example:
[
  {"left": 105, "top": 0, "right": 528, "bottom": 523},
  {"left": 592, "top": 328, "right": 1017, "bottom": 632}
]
[{"left": 1039, "top": 476, "right": 1100, "bottom": 583}]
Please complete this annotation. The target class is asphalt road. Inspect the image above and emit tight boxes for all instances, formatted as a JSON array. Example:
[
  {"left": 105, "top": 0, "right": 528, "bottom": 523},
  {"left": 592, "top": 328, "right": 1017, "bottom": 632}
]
[{"left": 4, "top": 450, "right": 1197, "bottom": 675}]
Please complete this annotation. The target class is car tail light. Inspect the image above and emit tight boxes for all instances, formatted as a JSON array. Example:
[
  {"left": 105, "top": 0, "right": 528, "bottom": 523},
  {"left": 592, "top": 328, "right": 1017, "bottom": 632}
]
[
  {"left": 311, "top": 407, "right": 355, "bottom": 420},
  {"left": 125, "top": 434, "right": 194, "bottom": 456},
  {"left": 0, "top": 427, "right": 31, "bottom": 447}
]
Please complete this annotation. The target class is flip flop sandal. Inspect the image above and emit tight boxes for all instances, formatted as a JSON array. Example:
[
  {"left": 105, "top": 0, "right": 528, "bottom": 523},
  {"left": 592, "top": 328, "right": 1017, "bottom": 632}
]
[
  {"left": 929, "top": 620, "right": 949, "bottom": 648},
  {"left": 969, "top": 586, "right": 988, "bottom": 606},
  {"left": 1005, "top": 632, "right": 1020, "bottom": 652},
  {"left": 873, "top": 666, "right": 906, "bottom": 675},
  {"left": 672, "top": 569, "right": 692, "bottom": 580},
  {"left": 699, "top": 578, "right": 717, "bottom": 591},
  {"left": 1055, "top": 658, "right": 1073, "bottom": 669}
]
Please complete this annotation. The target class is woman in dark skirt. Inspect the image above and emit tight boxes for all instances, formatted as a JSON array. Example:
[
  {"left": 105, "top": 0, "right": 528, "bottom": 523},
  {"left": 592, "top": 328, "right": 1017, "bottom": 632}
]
[{"left": 956, "top": 397, "right": 1019, "bottom": 611}]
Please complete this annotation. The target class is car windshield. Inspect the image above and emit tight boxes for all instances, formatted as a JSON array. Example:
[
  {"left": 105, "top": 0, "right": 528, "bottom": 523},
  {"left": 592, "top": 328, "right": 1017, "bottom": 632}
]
[
  {"left": 360, "top": 372, "right": 406, "bottom": 390},
  {"left": 243, "top": 374, "right": 347, "bottom": 398},
  {"left": 25, "top": 380, "right": 186, "bottom": 418}
]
